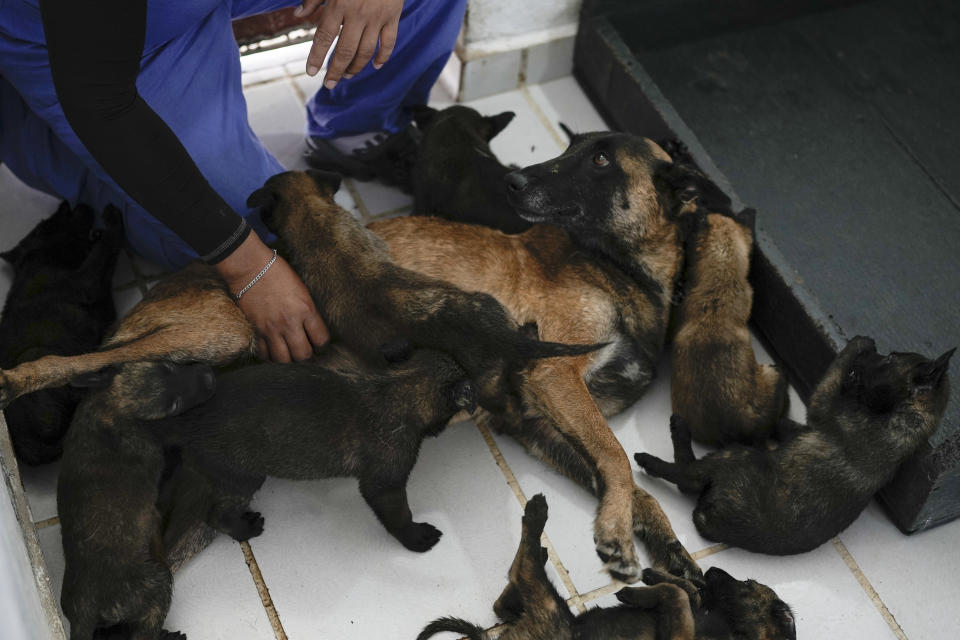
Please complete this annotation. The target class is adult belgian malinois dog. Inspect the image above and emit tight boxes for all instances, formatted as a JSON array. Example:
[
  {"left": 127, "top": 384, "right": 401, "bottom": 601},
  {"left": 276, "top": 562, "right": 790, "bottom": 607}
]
[{"left": 370, "top": 132, "right": 719, "bottom": 582}]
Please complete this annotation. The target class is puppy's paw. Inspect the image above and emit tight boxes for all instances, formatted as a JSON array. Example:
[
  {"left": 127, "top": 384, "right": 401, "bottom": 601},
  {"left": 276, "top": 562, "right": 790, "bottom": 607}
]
[
  {"left": 159, "top": 632, "right": 187, "bottom": 640},
  {"left": 634, "top": 452, "right": 659, "bottom": 470},
  {"left": 397, "top": 522, "right": 443, "bottom": 552},
  {"left": 657, "top": 540, "right": 703, "bottom": 586},
  {"left": 595, "top": 538, "right": 641, "bottom": 583},
  {"left": 523, "top": 494, "right": 548, "bottom": 530},
  {"left": 225, "top": 511, "right": 264, "bottom": 542},
  {"left": 0, "top": 370, "right": 16, "bottom": 410}
]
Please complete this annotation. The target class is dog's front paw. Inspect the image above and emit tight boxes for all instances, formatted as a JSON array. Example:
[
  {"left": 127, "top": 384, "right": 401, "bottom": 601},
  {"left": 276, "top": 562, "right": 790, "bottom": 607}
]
[
  {"left": 397, "top": 522, "right": 443, "bottom": 552},
  {"left": 224, "top": 510, "right": 264, "bottom": 542},
  {"left": 656, "top": 540, "right": 703, "bottom": 586},
  {"left": 634, "top": 452, "right": 659, "bottom": 471},
  {"left": 523, "top": 494, "right": 548, "bottom": 530}
]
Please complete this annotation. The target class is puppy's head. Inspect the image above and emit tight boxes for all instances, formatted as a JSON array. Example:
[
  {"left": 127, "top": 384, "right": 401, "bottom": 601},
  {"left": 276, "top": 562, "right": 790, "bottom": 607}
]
[
  {"left": 504, "top": 133, "right": 711, "bottom": 250},
  {"left": 701, "top": 567, "right": 796, "bottom": 640},
  {"left": 1, "top": 201, "right": 96, "bottom": 270},
  {"left": 397, "top": 349, "right": 477, "bottom": 428},
  {"left": 417, "top": 104, "right": 515, "bottom": 144},
  {"left": 246, "top": 170, "right": 343, "bottom": 235},
  {"left": 812, "top": 336, "right": 953, "bottom": 447},
  {"left": 72, "top": 361, "right": 216, "bottom": 420}
]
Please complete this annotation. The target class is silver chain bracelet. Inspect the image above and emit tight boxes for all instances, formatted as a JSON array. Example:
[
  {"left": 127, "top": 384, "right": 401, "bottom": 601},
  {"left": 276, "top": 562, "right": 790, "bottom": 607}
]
[{"left": 234, "top": 249, "right": 278, "bottom": 301}]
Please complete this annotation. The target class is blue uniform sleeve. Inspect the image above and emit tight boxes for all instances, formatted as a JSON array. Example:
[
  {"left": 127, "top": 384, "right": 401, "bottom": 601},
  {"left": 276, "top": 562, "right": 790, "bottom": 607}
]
[{"left": 39, "top": 0, "right": 250, "bottom": 263}]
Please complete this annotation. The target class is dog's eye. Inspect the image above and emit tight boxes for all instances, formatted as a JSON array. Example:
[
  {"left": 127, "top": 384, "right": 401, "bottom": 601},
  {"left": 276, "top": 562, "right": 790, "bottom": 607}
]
[{"left": 593, "top": 152, "right": 609, "bottom": 167}]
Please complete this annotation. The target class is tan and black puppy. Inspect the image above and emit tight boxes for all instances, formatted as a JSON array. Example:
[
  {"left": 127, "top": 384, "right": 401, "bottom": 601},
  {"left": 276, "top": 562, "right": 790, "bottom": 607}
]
[
  {"left": 153, "top": 346, "right": 476, "bottom": 554},
  {"left": 417, "top": 494, "right": 795, "bottom": 640},
  {"left": 410, "top": 104, "right": 533, "bottom": 234},
  {"left": 247, "top": 169, "right": 598, "bottom": 412},
  {"left": 371, "top": 132, "right": 710, "bottom": 583},
  {"left": 671, "top": 208, "right": 788, "bottom": 445},
  {"left": 637, "top": 336, "right": 954, "bottom": 555},
  {"left": 58, "top": 361, "right": 216, "bottom": 640}
]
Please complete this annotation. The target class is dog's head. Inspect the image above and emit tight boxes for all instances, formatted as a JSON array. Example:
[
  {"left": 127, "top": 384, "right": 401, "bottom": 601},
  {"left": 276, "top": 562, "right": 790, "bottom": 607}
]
[
  {"left": 413, "top": 104, "right": 515, "bottom": 144},
  {"left": 811, "top": 336, "right": 953, "bottom": 447},
  {"left": 1, "top": 201, "right": 97, "bottom": 271},
  {"left": 246, "top": 170, "right": 343, "bottom": 236},
  {"left": 72, "top": 361, "right": 216, "bottom": 420},
  {"left": 391, "top": 348, "right": 477, "bottom": 429},
  {"left": 701, "top": 567, "right": 796, "bottom": 640}
]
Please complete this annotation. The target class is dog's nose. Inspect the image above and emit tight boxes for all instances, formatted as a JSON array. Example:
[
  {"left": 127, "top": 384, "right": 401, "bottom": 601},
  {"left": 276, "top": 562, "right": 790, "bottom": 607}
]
[{"left": 505, "top": 171, "right": 528, "bottom": 192}]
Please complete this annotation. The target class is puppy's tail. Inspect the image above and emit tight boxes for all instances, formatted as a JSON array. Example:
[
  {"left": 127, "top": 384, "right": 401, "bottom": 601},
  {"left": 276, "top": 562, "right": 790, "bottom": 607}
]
[
  {"left": 416, "top": 617, "right": 491, "bottom": 640},
  {"left": 514, "top": 338, "right": 607, "bottom": 361}
]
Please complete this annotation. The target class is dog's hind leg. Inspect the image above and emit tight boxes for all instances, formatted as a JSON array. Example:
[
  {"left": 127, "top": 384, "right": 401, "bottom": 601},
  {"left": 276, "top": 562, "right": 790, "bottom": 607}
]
[
  {"left": 615, "top": 582, "right": 696, "bottom": 640},
  {"left": 499, "top": 495, "right": 573, "bottom": 632}
]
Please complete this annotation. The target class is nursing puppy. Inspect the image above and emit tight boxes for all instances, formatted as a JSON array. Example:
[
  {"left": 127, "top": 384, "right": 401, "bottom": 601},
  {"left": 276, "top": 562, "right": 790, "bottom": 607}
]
[
  {"left": 247, "top": 169, "right": 598, "bottom": 412},
  {"left": 671, "top": 208, "right": 788, "bottom": 445},
  {"left": 58, "top": 361, "right": 215, "bottom": 640},
  {"left": 636, "top": 336, "right": 953, "bottom": 554},
  {"left": 417, "top": 494, "right": 795, "bottom": 640},
  {"left": 0, "top": 202, "right": 122, "bottom": 464},
  {"left": 371, "top": 132, "right": 714, "bottom": 582},
  {"left": 411, "top": 105, "right": 533, "bottom": 233},
  {"left": 154, "top": 346, "right": 476, "bottom": 553}
]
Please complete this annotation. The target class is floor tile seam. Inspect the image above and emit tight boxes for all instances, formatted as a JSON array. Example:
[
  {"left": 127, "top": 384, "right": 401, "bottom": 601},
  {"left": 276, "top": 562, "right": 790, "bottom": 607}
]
[
  {"left": 242, "top": 73, "right": 290, "bottom": 90},
  {"left": 519, "top": 85, "right": 568, "bottom": 152},
  {"left": 577, "top": 581, "right": 623, "bottom": 605},
  {"left": 341, "top": 178, "right": 373, "bottom": 222},
  {"left": 241, "top": 540, "right": 289, "bottom": 640},
  {"left": 473, "top": 421, "right": 584, "bottom": 607},
  {"left": 831, "top": 538, "right": 909, "bottom": 640},
  {"left": 34, "top": 515, "right": 60, "bottom": 530},
  {"left": 691, "top": 542, "right": 729, "bottom": 561}
]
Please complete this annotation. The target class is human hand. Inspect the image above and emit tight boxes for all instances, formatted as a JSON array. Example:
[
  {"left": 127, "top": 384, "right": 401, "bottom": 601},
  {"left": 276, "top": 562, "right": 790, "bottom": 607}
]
[
  {"left": 216, "top": 233, "right": 329, "bottom": 362},
  {"left": 295, "top": 0, "right": 404, "bottom": 89}
]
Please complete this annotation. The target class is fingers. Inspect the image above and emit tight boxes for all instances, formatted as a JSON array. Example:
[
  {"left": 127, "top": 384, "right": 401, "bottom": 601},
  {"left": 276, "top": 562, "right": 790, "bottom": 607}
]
[
  {"left": 323, "top": 19, "right": 363, "bottom": 88},
  {"left": 293, "top": 0, "right": 326, "bottom": 18},
  {"left": 373, "top": 19, "right": 398, "bottom": 69},
  {"left": 264, "top": 333, "right": 292, "bottom": 364},
  {"left": 304, "top": 312, "right": 331, "bottom": 348},
  {"left": 343, "top": 25, "right": 381, "bottom": 78},
  {"left": 306, "top": 4, "right": 343, "bottom": 76}
]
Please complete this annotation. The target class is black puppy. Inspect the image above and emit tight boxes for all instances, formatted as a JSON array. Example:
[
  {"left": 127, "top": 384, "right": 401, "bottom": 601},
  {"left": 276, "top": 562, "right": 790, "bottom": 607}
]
[
  {"left": 154, "top": 346, "right": 477, "bottom": 554},
  {"left": 59, "top": 361, "right": 216, "bottom": 640},
  {"left": 0, "top": 202, "right": 122, "bottom": 464},
  {"left": 411, "top": 105, "right": 532, "bottom": 234},
  {"left": 418, "top": 494, "right": 795, "bottom": 640},
  {"left": 636, "top": 336, "right": 954, "bottom": 554}
]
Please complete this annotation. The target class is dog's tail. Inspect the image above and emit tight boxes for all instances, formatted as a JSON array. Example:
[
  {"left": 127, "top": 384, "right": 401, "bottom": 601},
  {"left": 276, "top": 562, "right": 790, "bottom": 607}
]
[
  {"left": 416, "top": 617, "right": 491, "bottom": 640},
  {"left": 514, "top": 337, "right": 607, "bottom": 361}
]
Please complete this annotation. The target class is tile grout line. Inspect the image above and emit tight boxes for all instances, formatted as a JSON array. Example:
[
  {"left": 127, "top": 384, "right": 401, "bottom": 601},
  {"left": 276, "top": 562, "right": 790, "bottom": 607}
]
[
  {"left": 691, "top": 542, "right": 729, "bottom": 560},
  {"left": 519, "top": 85, "right": 568, "bottom": 152},
  {"left": 832, "top": 538, "right": 909, "bottom": 640},
  {"left": 34, "top": 516, "right": 60, "bottom": 530},
  {"left": 474, "top": 421, "right": 587, "bottom": 613},
  {"left": 341, "top": 178, "right": 372, "bottom": 222},
  {"left": 577, "top": 581, "right": 624, "bottom": 605},
  {"left": 240, "top": 541, "right": 289, "bottom": 640}
]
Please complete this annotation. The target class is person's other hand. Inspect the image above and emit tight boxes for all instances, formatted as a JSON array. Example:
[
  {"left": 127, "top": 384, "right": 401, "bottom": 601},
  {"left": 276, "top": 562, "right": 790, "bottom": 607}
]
[
  {"left": 216, "top": 233, "right": 329, "bottom": 362},
  {"left": 295, "top": 0, "right": 403, "bottom": 89}
]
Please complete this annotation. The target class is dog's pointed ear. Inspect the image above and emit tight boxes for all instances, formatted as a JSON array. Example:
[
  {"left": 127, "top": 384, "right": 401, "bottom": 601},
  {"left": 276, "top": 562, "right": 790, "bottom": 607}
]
[
  {"left": 245, "top": 186, "right": 276, "bottom": 211},
  {"left": 485, "top": 111, "right": 515, "bottom": 140},
  {"left": 305, "top": 169, "right": 343, "bottom": 195},
  {"left": 559, "top": 122, "right": 576, "bottom": 142},
  {"left": 410, "top": 104, "right": 439, "bottom": 129},
  {"left": 70, "top": 366, "right": 120, "bottom": 389},
  {"left": 0, "top": 246, "right": 21, "bottom": 266},
  {"left": 914, "top": 347, "right": 955, "bottom": 391}
]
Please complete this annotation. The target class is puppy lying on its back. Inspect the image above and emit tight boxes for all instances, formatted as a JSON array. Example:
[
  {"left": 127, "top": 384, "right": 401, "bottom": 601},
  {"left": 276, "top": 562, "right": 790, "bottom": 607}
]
[
  {"left": 418, "top": 494, "right": 795, "bottom": 640},
  {"left": 58, "top": 361, "right": 215, "bottom": 640},
  {"left": 154, "top": 346, "right": 476, "bottom": 554},
  {"left": 411, "top": 105, "right": 532, "bottom": 234},
  {"left": 0, "top": 203, "right": 122, "bottom": 464},
  {"left": 248, "top": 169, "right": 598, "bottom": 412},
  {"left": 671, "top": 208, "right": 788, "bottom": 445},
  {"left": 637, "top": 337, "right": 953, "bottom": 554}
]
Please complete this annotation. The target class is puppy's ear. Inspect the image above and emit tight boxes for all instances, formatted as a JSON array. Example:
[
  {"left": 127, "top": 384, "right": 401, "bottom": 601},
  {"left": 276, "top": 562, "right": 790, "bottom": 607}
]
[
  {"left": 771, "top": 601, "right": 797, "bottom": 640},
  {"left": 485, "top": 111, "right": 515, "bottom": 140},
  {"left": 246, "top": 187, "right": 276, "bottom": 211},
  {"left": 734, "top": 207, "right": 757, "bottom": 234},
  {"left": 410, "top": 104, "right": 438, "bottom": 129},
  {"left": 70, "top": 366, "right": 119, "bottom": 389},
  {"left": 0, "top": 246, "right": 21, "bottom": 266},
  {"left": 913, "top": 348, "right": 955, "bottom": 392},
  {"left": 559, "top": 122, "right": 576, "bottom": 142},
  {"left": 305, "top": 169, "right": 343, "bottom": 195}
]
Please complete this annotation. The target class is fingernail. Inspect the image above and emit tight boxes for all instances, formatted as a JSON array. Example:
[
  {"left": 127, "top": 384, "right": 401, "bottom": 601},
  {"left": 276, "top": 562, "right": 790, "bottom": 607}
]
[
  {"left": 307, "top": 65, "right": 319, "bottom": 76},
  {"left": 373, "top": 62, "right": 383, "bottom": 70},
  {"left": 294, "top": 6, "right": 304, "bottom": 17},
  {"left": 324, "top": 78, "right": 338, "bottom": 90},
  {"left": 342, "top": 73, "right": 354, "bottom": 79}
]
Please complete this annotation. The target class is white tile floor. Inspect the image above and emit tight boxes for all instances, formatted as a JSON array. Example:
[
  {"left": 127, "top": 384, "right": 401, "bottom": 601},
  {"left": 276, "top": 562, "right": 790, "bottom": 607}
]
[{"left": 2, "top": 54, "right": 959, "bottom": 640}]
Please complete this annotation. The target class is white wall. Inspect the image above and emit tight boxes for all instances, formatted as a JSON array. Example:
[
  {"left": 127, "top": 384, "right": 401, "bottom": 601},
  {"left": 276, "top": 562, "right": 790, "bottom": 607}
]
[{"left": 464, "top": 0, "right": 581, "bottom": 45}]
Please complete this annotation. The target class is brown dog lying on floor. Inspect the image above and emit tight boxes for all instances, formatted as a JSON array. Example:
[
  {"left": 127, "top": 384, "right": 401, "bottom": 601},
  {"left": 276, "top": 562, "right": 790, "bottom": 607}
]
[
  {"left": 637, "top": 337, "right": 953, "bottom": 555},
  {"left": 670, "top": 207, "right": 788, "bottom": 446},
  {"left": 369, "top": 132, "right": 717, "bottom": 582},
  {"left": 417, "top": 494, "right": 796, "bottom": 640}
]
